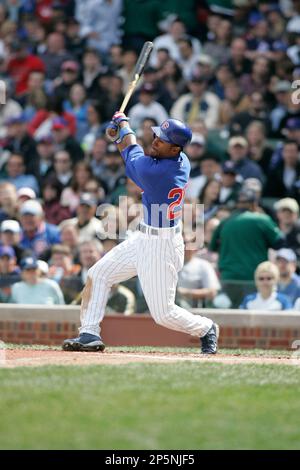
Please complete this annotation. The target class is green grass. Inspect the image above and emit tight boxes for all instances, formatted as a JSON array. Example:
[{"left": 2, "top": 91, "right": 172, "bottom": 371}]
[{"left": 0, "top": 362, "right": 300, "bottom": 449}]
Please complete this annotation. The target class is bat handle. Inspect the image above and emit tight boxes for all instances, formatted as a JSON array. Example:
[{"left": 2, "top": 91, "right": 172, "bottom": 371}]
[
  {"left": 119, "top": 100, "right": 129, "bottom": 114},
  {"left": 119, "top": 75, "right": 139, "bottom": 113}
]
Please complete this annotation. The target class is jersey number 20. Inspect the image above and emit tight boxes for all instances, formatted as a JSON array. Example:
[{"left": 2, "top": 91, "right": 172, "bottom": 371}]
[{"left": 167, "top": 188, "right": 184, "bottom": 220}]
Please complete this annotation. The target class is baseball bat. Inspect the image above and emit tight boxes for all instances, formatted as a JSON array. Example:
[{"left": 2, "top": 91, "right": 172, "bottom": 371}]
[{"left": 119, "top": 41, "right": 154, "bottom": 113}]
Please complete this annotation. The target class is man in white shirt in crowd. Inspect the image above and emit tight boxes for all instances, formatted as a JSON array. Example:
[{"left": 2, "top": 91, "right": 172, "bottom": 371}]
[
  {"left": 62, "top": 193, "right": 104, "bottom": 243},
  {"left": 177, "top": 232, "right": 221, "bottom": 308},
  {"left": 171, "top": 75, "right": 220, "bottom": 128},
  {"left": 128, "top": 83, "right": 168, "bottom": 131},
  {"left": 149, "top": 18, "right": 202, "bottom": 68}
]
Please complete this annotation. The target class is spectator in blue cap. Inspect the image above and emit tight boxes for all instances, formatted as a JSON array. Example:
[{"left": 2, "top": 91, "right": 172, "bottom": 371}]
[
  {"left": 284, "top": 118, "right": 300, "bottom": 145},
  {"left": 275, "top": 248, "right": 300, "bottom": 304},
  {"left": 20, "top": 256, "right": 39, "bottom": 272},
  {"left": 10, "top": 255, "right": 65, "bottom": 305},
  {"left": 0, "top": 246, "right": 19, "bottom": 274}
]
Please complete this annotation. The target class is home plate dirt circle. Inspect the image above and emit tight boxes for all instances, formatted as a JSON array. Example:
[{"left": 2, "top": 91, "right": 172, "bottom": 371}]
[{"left": 1, "top": 349, "right": 300, "bottom": 368}]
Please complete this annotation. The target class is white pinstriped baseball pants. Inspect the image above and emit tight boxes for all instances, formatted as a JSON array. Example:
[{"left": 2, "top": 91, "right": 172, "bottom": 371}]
[{"left": 79, "top": 226, "right": 213, "bottom": 338}]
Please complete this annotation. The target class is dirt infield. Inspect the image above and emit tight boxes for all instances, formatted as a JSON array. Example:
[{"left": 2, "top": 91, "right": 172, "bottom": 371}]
[{"left": 0, "top": 349, "right": 300, "bottom": 368}]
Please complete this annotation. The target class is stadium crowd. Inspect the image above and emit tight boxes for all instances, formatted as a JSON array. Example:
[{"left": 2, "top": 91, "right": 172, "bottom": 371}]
[{"left": 1, "top": 0, "right": 300, "bottom": 312}]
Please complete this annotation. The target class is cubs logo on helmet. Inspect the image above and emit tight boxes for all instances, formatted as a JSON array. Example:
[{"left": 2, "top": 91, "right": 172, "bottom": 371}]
[{"left": 151, "top": 119, "right": 192, "bottom": 147}]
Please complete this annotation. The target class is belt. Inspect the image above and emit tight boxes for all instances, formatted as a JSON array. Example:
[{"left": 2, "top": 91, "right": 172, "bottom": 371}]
[{"left": 138, "top": 223, "right": 181, "bottom": 236}]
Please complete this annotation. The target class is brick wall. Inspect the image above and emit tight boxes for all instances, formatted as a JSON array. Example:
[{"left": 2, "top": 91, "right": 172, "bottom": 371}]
[
  {"left": 219, "top": 326, "right": 300, "bottom": 349},
  {"left": 0, "top": 305, "right": 299, "bottom": 349}
]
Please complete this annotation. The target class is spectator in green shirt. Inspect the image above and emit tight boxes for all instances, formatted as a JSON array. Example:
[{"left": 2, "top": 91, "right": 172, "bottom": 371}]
[{"left": 210, "top": 188, "right": 284, "bottom": 282}]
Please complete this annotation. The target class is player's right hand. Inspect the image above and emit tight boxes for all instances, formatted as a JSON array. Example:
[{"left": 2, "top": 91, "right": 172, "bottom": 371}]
[
  {"left": 105, "top": 121, "right": 120, "bottom": 142},
  {"left": 112, "top": 111, "right": 129, "bottom": 126}
]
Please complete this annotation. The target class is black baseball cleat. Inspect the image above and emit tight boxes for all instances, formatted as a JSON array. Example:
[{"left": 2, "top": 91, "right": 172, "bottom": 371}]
[
  {"left": 62, "top": 333, "right": 105, "bottom": 352},
  {"left": 200, "top": 323, "right": 219, "bottom": 354}
]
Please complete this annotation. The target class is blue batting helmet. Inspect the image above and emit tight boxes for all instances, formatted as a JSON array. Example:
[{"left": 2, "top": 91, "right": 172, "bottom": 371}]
[{"left": 152, "top": 119, "right": 192, "bottom": 147}]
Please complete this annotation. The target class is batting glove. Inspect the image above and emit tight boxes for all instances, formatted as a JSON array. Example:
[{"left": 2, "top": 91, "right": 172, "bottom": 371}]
[
  {"left": 112, "top": 111, "right": 130, "bottom": 126},
  {"left": 105, "top": 121, "right": 120, "bottom": 142}
]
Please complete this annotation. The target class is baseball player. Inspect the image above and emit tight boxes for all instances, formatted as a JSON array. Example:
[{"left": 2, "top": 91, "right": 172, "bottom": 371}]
[{"left": 63, "top": 113, "right": 219, "bottom": 354}]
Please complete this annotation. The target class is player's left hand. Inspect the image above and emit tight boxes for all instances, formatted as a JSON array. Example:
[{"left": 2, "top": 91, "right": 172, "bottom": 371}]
[
  {"left": 112, "top": 111, "right": 129, "bottom": 126},
  {"left": 105, "top": 121, "right": 120, "bottom": 142}
]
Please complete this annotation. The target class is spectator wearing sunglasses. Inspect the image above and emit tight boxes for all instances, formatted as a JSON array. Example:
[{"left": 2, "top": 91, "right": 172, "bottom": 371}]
[{"left": 239, "top": 261, "right": 292, "bottom": 310}]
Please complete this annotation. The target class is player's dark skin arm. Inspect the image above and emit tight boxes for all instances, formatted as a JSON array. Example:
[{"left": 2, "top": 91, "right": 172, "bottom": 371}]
[{"left": 117, "top": 121, "right": 137, "bottom": 152}]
